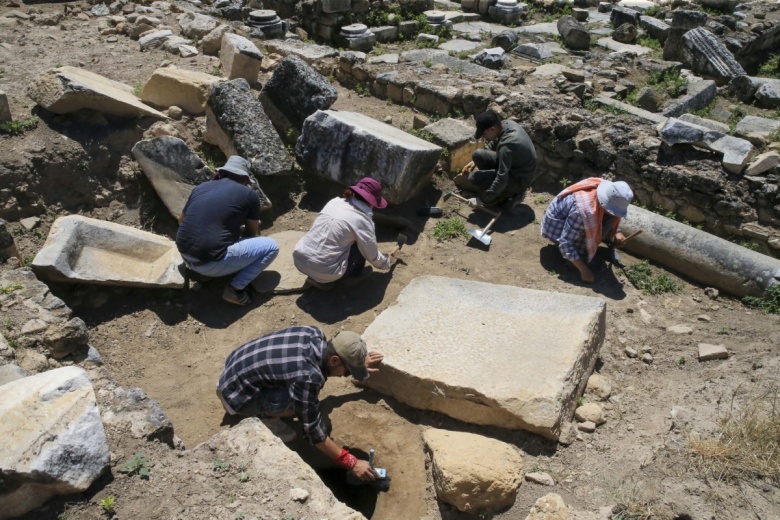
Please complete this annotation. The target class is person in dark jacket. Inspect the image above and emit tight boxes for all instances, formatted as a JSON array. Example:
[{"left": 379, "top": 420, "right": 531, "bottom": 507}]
[
  {"left": 455, "top": 110, "right": 539, "bottom": 207},
  {"left": 176, "top": 156, "right": 278, "bottom": 306}
]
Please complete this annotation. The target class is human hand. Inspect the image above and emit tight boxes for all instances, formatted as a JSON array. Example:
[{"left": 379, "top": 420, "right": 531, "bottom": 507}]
[
  {"left": 613, "top": 232, "right": 627, "bottom": 248},
  {"left": 365, "top": 350, "right": 384, "bottom": 374},
  {"left": 351, "top": 460, "right": 378, "bottom": 481}
]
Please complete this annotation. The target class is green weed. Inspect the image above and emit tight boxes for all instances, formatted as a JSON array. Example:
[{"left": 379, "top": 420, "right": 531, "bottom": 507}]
[
  {"left": 423, "top": 58, "right": 434, "bottom": 68},
  {"left": 354, "top": 83, "right": 369, "bottom": 96},
  {"left": 718, "top": 326, "right": 730, "bottom": 335},
  {"left": 0, "top": 117, "right": 39, "bottom": 136},
  {"left": 99, "top": 496, "right": 116, "bottom": 515},
  {"left": 648, "top": 68, "right": 687, "bottom": 98},
  {"left": 576, "top": 396, "right": 585, "bottom": 407},
  {"left": 0, "top": 284, "right": 23, "bottom": 295},
  {"left": 623, "top": 260, "right": 681, "bottom": 295},
  {"left": 692, "top": 101, "right": 716, "bottom": 118},
  {"left": 679, "top": 356, "right": 686, "bottom": 365},
  {"left": 408, "top": 128, "right": 435, "bottom": 142},
  {"left": 238, "top": 473, "right": 251, "bottom": 483},
  {"left": 433, "top": 218, "right": 468, "bottom": 241},
  {"left": 132, "top": 81, "right": 142, "bottom": 97},
  {"left": 742, "top": 285, "right": 780, "bottom": 314},
  {"left": 118, "top": 452, "right": 153, "bottom": 479},
  {"left": 213, "top": 459, "right": 230, "bottom": 470}
]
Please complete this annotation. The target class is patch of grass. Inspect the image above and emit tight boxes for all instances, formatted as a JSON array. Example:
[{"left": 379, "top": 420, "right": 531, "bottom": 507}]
[
  {"left": 213, "top": 459, "right": 230, "bottom": 470},
  {"left": 717, "top": 326, "right": 730, "bottom": 335},
  {"left": 739, "top": 240, "right": 760, "bottom": 251},
  {"left": 768, "top": 127, "right": 780, "bottom": 143},
  {"left": 623, "top": 260, "right": 681, "bottom": 295},
  {"left": 132, "top": 81, "right": 142, "bottom": 97},
  {"left": 408, "top": 128, "right": 435, "bottom": 142},
  {"left": 679, "top": 355, "right": 686, "bottom": 365},
  {"left": 353, "top": 83, "right": 369, "bottom": 96},
  {"left": 576, "top": 396, "right": 585, "bottom": 407},
  {"left": 643, "top": 4, "right": 662, "bottom": 17},
  {"left": 728, "top": 104, "right": 747, "bottom": 134},
  {"left": 533, "top": 195, "right": 550, "bottom": 205},
  {"left": 210, "top": 66, "right": 221, "bottom": 77},
  {"left": 238, "top": 473, "right": 251, "bottom": 483},
  {"left": 0, "top": 283, "right": 23, "bottom": 295},
  {"left": 433, "top": 217, "right": 468, "bottom": 241},
  {"left": 0, "top": 117, "right": 39, "bottom": 136},
  {"left": 118, "top": 452, "right": 153, "bottom": 479},
  {"left": 583, "top": 99, "right": 627, "bottom": 116},
  {"left": 423, "top": 58, "right": 434, "bottom": 68},
  {"left": 742, "top": 285, "right": 780, "bottom": 314},
  {"left": 692, "top": 101, "right": 716, "bottom": 118},
  {"left": 688, "top": 382, "right": 780, "bottom": 486},
  {"left": 648, "top": 68, "right": 687, "bottom": 98},
  {"left": 99, "top": 496, "right": 116, "bottom": 515},
  {"left": 610, "top": 480, "right": 669, "bottom": 519}
]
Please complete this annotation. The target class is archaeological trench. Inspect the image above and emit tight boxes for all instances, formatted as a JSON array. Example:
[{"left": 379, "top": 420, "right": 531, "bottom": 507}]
[{"left": 1, "top": 0, "right": 780, "bottom": 518}]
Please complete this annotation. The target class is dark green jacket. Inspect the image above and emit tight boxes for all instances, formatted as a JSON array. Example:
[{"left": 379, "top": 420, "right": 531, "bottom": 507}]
[{"left": 484, "top": 120, "right": 537, "bottom": 202}]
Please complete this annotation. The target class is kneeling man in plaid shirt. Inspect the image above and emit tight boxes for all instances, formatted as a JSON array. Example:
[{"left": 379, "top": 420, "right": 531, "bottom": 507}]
[{"left": 217, "top": 326, "right": 383, "bottom": 481}]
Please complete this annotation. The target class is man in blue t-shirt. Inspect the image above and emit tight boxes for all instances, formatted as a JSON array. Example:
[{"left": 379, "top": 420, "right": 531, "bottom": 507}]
[{"left": 176, "top": 156, "right": 279, "bottom": 305}]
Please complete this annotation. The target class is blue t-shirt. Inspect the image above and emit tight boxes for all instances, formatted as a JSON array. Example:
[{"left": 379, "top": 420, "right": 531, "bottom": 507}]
[{"left": 176, "top": 178, "right": 261, "bottom": 262}]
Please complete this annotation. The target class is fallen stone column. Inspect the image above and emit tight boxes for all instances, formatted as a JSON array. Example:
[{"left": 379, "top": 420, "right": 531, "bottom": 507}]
[
  {"left": 557, "top": 15, "right": 590, "bottom": 50},
  {"left": 621, "top": 206, "right": 780, "bottom": 297},
  {"left": 363, "top": 276, "right": 606, "bottom": 440},
  {"left": 204, "top": 79, "right": 293, "bottom": 181},
  {"left": 296, "top": 110, "right": 441, "bottom": 204},
  {"left": 728, "top": 75, "right": 780, "bottom": 103},
  {"left": 610, "top": 6, "right": 640, "bottom": 27},
  {"left": 682, "top": 27, "right": 746, "bottom": 85}
]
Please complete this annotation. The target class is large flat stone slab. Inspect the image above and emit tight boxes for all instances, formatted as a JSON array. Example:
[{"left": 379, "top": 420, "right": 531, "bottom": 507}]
[
  {"left": 363, "top": 276, "right": 606, "bottom": 440},
  {"left": 596, "top": 37, "right": 652, "bottom": 55},
  {"left": 32, "top": 215, "right": 185, "bottom": 288},
  {"left": 263, "top": 39, "right": 339, "bottom": 64},
  {"left": 296, "top": 110, "right": 442, "bottom": 204},
  {"left": 250, "top": 230, "right": 307, "bottom": 294},
  {"left": 140, "top": 66, "right": 219, "bottom": 115},
  {"left": 401, "top": 49, "right": 499, "bottom": 78},
  {"left": 27, "top": 66, "right": 167, "bottom": 119},
  {"left": 0, "top": 366, "right": 109, "bottom": 518},
  {"left": 131, "top": 136, "right": 213, "bottom": 218}
]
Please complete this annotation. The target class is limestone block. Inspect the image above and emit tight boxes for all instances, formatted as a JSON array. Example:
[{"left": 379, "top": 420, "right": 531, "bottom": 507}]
[
  {"left": 525, "top": 493, "right": 569, "bottom": 520},
  {"left": 0, "top": 90, "right": 10, "bottom": 123},
  {"left": 0, "top": 364, "right": 26, "bottom": 386},
  {"left": 557, "top": 15, "right": 589, "bottom": 50},
  {"left": 371, "top": 25, "right": 398, "bottom": 43},
  {"left": 251, "top": 231, "right": 308, "bottom": 294},
  {"left": 179, "top": 12, "right": 219, "bottom": 39},
  {"left": 262, "top": 56, "right": 337, "bottom": 129},
  {"left": 610, "top": 6, "right": 639, "bottom": 26},
  {"left": 0, "top": 367, "right": 109, "bottom": 518},
  {"left": 139, "top": 29, "right": 172, "bottom": 51},
  {"left": 596, "top": 37, "right": 652, "bottom": 55},
  {"left": 512, "top": 43, "right": 554, "bottom": 60},
  {"left": 657, "top": 117, "right": 753, "bottom": 174},
  {"left": 363, "top": 276, "right": 606, "bottom": 439},
  {"left": 220, "top": 33, "right": 263, "bottom": 84},
  {"left": 140, "top": 67, "right": 218, "bottom": 115},
  {"left": 639, "top": 16, "right": 670, "bottom": 43},
  {"left": 745, "top": 151, "right": 780, "bottom": 176},
  {"left": 263, "top": 39, "right": 339, "bottom": 65},
  {"left": 131, "top": 136, "right": 213, "bottom": 218},
  {"left": 662, "top": 79, "right": 716, "bottom": 118},
  {"left": 414, "top": 81, "right": 460, "bottom": 116},
  {"left": 202, "top": 24, "right": 231, "bottom": 55},
  {"left": 734, "top": 116, "right": 780, "bottom": 147},
  {"left": 322, "top": 0, "right": 351, "bottom": 13},
  {"left": 698, "top": 343, "right": 729, "bottom": 361},
  {"left": 27, "top": 66, "right": 167, "bottom": 119},
  {"left": 32, "top": 215, "right": 185, "bottom": 289},
  {"left": 423, "top": 428, "right": 524, "bottom": 513},
  {"left": 205, "top": 79, "right": 293, "bottom": 180},
  {"left": 423, "top": 118, "right": 479, "bottom": 174},
  {"left": 682, "top": 27, "right": 745, "bottom": 85},
  {"left": 100, "top": 386, "right": 174, "bottom": 443},
  {"left": 401, "top": 49, "right": 500, "bottom": 78},
  {"left": 296, "top": 111, "right": 442, "bottom": 204}
]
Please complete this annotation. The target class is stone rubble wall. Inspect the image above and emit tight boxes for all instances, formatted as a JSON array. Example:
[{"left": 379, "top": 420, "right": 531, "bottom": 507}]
[{"left": 300, "top": 52, "right": 779, "bottom": 255}]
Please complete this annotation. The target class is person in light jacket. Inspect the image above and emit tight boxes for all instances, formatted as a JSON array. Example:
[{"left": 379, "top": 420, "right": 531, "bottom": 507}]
[{"left": 293, "top": 177, "right": 395, "bottom": 291}]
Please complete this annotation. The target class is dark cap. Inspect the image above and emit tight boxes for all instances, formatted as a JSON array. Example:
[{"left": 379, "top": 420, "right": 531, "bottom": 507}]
[{"left": 474, "top": 110, "right": 501, "bottom": 139}]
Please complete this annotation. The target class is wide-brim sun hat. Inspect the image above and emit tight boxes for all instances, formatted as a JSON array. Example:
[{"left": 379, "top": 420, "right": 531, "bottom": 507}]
[
  {"left": 218, "top": 156, "right": 252, "bottom": 178},
  {"left": 597, "top": 180, "right": 633, "bottom": 218},
  {"left": 350, "top": 177, "right": 388, "bottom": 209},
  {"left": 329, "top": 331, "right": 369, "bottom": 381}
]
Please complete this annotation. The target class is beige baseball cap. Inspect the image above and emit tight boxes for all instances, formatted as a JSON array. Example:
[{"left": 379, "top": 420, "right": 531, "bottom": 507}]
[{"left": 329, "top": 331, "right": 369, "bottom": 381}]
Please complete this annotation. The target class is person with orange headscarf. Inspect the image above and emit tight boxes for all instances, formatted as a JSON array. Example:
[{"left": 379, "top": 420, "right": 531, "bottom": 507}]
[{"left": 541, "top": 178, "right": 633, "bottom": 283}]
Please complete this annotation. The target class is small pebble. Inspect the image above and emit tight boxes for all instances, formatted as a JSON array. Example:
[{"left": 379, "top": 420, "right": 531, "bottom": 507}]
[
  {"left": 625, "top": 347, "right": 638, "bottom": 358},
  {"left": 642, "top": 353, "right": 653, "bottom": 364}
]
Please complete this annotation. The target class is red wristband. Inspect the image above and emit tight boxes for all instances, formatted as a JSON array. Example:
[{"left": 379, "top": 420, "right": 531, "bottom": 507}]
[{"left": 335, "top": 448, "right": 357, "bottom": 470}]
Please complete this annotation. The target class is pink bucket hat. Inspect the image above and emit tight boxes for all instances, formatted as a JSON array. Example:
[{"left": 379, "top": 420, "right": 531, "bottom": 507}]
[{"left": 350, "top": 177, "right": 388, "bottom": 209}]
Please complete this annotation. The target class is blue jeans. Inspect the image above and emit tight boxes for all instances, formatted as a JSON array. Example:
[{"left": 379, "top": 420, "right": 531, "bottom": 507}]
[
  {"left": 188, "top": 237, "right": 279, "bottom": 290},
  {"left": 235, "top": 387, "right": 292, "bottom": 417}
]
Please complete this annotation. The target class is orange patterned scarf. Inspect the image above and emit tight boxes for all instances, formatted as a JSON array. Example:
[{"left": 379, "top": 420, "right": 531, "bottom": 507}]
[{"left": 557, "top": 178, "right": 620, "bottom": 262}]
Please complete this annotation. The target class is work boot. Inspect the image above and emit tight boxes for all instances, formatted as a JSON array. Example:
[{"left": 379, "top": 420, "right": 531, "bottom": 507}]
[
  {"left": 223, "top": 285, "right": 254, "bottom": 305},
  {"left": 304, "top": 277, "right": 335, "bottom": 292}
]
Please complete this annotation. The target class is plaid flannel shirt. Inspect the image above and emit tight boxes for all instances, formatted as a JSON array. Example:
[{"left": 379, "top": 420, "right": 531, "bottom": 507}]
[
  {"left": 541, "top": 194, "right": 587, "bottom": 261},
  {"left": 217, "top": 326, "right": 330, "bottom": 444}
]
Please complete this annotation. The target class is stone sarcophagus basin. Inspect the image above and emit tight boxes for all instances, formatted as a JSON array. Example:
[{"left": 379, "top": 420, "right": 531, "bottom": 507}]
[{"left": 32, "top": 216, "right": 185, "bottom": 288}]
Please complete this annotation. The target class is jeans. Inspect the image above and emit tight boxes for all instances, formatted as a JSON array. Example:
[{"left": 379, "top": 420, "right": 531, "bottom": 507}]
[
  {"left": 188, "top": 237, "right": 279, "bottom": 290},
  {"left": 234, "top": 387, "right": 292, "bottom": 417}
]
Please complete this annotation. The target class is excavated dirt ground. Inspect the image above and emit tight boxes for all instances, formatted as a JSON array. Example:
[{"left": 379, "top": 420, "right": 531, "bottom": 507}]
[{"left": 2, "top": 2, "right": 780, "bottom": 520}]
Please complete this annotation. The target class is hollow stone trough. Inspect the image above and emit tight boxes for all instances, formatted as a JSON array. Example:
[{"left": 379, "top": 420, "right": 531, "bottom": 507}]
[
  {"left": 362, "top": 276, "right": 606, "bottom": 440},
  {"left": 32, "top": 215, "right": 185, "bottom": 288}
]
